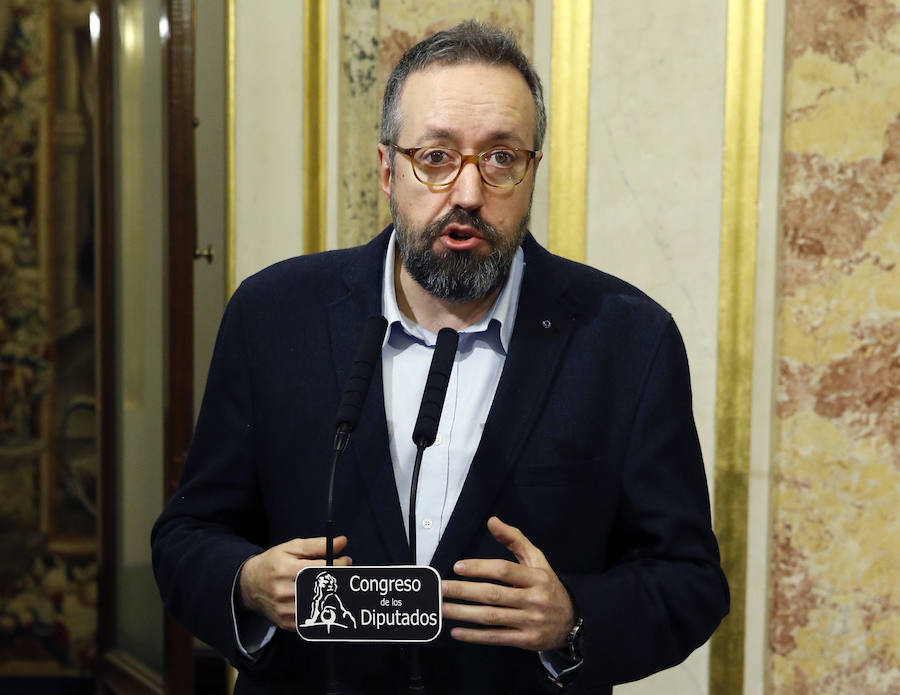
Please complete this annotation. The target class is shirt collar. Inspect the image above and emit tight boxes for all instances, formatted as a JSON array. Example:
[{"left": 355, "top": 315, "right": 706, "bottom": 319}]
[{"left": 381, "top": 229, "right": 524, "bottom": 351}]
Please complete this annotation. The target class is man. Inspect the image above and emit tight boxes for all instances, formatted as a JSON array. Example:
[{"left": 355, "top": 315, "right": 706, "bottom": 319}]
[{"left": 152, "top": 21, "right": 728, "bottom": 695}]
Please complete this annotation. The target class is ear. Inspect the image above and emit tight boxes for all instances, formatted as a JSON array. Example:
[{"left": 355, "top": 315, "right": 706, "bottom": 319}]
[{"left": 377, "top": 143, "right": 392, "bottom": 202}]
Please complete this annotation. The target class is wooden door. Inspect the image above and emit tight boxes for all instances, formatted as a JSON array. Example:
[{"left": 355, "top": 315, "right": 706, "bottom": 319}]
[{"left": 95, "top": 1, "right": 196, "bottom": 693}]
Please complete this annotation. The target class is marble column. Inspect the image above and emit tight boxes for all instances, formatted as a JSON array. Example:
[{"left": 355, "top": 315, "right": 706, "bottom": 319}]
[{"left": 769, "top": 1, "right": 900, "bottom": 692}]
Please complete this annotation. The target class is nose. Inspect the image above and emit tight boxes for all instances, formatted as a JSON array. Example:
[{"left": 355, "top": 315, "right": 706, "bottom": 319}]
[{"left": 448, "top": 158, "right": 485, "bottom": 211}]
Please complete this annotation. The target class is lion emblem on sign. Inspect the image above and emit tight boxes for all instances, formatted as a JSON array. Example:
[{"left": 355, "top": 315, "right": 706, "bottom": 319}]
[{"left": 301, "top": 571, "right": 357, "bottom": 633}]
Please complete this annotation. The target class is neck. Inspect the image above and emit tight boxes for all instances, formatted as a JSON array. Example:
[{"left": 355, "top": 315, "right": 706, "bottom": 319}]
[{"left": 394, "top": 255, "right": 501, "bottom": 335}]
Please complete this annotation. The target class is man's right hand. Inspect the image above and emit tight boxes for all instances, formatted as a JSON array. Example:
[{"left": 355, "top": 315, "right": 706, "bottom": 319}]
[{"left": 238, "top": 536, "right": 352, "bottom": 630}]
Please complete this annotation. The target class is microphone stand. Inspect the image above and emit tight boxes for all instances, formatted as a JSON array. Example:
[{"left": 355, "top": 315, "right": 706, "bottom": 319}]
[
  {"left": 320, "top": 315, "right": 387, "bottom": 695},
  {"left": 327, "top": 424, "right": 352, "bottom": 564},
  {"left": 407, "top": 444, "right": 427, "bottom": 694},
  {"left": 324, "top": 425, "right": 350, "bottom": 695}
]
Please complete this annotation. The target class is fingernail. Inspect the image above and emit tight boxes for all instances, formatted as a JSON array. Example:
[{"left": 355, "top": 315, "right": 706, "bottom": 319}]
[
  {"left": 441, "top": 580, "right": 447, "bottom": 594},
  {"left": 454, "top": 561, "right": 465, "bottom": 574}
]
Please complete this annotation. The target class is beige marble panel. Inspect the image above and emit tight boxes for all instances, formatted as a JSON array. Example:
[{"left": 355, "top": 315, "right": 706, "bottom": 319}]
[
  {"left": 770, "top": 1, "right": 900, "bottom": 692},
  {"left": 233, "top": 0, "right": 305, "bottom": 284},
  {"left": 585, "top": 3, "right": 726, "bottom": 691}
]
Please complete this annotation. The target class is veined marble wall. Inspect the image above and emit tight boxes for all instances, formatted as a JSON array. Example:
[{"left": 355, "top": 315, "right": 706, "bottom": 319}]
[
  {"left": 588, "top": 5, "right": 727, "bottom": 690},
  {"left": 769, "top": 1, "right": 900, "bottom": 692}
]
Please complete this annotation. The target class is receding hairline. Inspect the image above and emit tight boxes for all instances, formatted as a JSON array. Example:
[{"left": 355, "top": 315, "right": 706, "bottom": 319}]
[
  {"left": 391, "top": 60, "right": 538, "bottom": 146},
  {"left": 380, "top": 21, "right": 547, "bottom": 153}
]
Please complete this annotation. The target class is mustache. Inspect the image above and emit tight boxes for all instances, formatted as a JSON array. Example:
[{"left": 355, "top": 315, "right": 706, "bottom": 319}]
[{"left": 422, "top": 208, "right": 502, "bottom": 245}]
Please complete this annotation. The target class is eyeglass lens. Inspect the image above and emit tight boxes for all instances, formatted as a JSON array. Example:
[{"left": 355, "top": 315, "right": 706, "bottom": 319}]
[{"left": 411, "top": 148, "right": 529, "bottom": 186}]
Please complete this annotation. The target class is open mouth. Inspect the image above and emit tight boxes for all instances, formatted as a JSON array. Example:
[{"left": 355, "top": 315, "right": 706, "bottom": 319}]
[{"left": 437, "top": 223, "right": 485, "bottom": 251}]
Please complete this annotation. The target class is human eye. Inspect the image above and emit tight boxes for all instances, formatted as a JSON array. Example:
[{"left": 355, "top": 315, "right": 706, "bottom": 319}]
[
  {"left": 483, "top": 149, "right": 518, "bottom": 168},
  {"left": 416, "top": 148, "right": 456, "bottom": 168}
]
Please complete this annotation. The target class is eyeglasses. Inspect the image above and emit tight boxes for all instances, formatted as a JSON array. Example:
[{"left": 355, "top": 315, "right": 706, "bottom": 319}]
[{"left": 388, "top": 144, "right": 540, "bottom": 189}]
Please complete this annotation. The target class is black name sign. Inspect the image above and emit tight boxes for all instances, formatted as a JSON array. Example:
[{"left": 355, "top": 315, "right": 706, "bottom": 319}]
[{"left": 295, "top": 565, "right": 442, "bottom": 643}]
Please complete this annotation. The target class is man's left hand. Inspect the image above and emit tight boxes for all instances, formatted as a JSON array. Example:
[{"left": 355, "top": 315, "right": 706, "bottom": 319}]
[{"left": 441, "top": 516, "right": 575, "bottom": 651}]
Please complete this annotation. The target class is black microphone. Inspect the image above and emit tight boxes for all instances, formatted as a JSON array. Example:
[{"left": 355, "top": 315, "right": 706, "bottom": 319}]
[
  {"left": 411, "top": 327, "right": 459, "bottom": 448},
  {"left": 408, "top": 327, "right": 459, "bottom": 694},
  {"left": 407, "top": 327, "right": 459, "bottom": 562},
  {"left": 327, "top": 315, "right": 388, "bottom": 561},
  {"left": 334, "top": 315, "right": 389, "bottom": 452}
]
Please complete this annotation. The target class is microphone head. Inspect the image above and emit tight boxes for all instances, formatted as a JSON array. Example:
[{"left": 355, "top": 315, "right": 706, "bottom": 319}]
[
  {"left": 335, "top": 315, "right": 388, "bottom": 431},
  {"left": 412, "top": 327, "right": 459, "bottom": 448}
]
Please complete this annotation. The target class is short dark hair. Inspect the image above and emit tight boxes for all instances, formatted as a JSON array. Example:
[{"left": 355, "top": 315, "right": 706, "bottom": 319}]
[{"left": 380, "top": 21, "right": 546, "bottom": 155}]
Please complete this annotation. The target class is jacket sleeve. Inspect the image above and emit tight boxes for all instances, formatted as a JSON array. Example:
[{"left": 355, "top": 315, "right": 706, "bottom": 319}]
[
  {"left": 151, "top": 287, "right": 273, "bottom": 669},
  {"left": 561, "top": 317, "right": 730, "bottom": 687}
]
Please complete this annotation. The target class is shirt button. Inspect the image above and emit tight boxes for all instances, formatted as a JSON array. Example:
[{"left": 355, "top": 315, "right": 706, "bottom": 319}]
[
  {"left": 434, "top": 434, "right": 443, "bottom": 446},
  {"left": 422, "top": 518, "right": 433, "bottom": 529}
]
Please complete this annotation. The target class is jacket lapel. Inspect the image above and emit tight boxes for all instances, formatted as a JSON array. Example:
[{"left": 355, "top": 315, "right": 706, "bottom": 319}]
[
  {"left": 327, "top": 229, "right": 410, "bottom": 565},
  {"left": 431, "top": 237, "right": 581, "bottom": 575}
]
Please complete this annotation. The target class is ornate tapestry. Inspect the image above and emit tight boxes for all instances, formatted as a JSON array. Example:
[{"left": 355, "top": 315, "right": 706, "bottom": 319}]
[{"left": 0, "top": 0, "right": 97, "bottom": 678}]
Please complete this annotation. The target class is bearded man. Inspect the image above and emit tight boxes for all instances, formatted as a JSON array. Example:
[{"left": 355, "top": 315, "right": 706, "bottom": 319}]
[{"left": 152, "top": 21, "right": 728, "bottom": 695}]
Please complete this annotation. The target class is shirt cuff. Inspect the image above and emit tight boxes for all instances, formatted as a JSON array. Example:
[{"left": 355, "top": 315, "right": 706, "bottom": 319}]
[
  {"left": 231, "top": 558, "right": 277, "bottom": 659},
  {"left": 539, "top": 648, "right": 584, "bottom": 685}
]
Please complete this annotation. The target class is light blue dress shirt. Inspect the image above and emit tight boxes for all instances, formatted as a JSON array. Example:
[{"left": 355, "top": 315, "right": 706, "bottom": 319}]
[{"left": 380, "top": 231, "right": 524, "bottom": 566}]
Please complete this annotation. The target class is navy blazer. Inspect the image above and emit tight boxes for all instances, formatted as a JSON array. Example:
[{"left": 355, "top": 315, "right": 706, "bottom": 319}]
[{"left": 152, "top": 227, "right": 728, "bottom": 694}]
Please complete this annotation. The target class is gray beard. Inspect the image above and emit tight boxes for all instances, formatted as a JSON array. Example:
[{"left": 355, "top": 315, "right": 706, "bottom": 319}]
[{"left": 390, "top": 196, "right": 529, "bottom": 302}]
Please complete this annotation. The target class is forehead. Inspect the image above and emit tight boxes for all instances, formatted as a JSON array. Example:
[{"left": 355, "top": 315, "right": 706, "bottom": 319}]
[{"left": 396, "top": 62, "right": 536, "bottom": 147}]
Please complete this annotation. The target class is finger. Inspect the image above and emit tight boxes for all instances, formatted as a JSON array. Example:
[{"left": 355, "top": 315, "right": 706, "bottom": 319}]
[
  {"left": 272, "top": 556, "right": 353, "bottom": 585},
  {"left": 452, "top": 558, "right": 536, "bottom": 588},
  {"left": 441, "top": 600, "right": 521, "bottom": 628},
  {"left": 272, "top": 581, "right": 298, "bottom": 603},
  {"left": 271, "top": 555, "right": 350, "bottom": 603},
  {"left": 282, "top": 535, "right": 349, "bottom": 558},
  {"left": 442, "top": 579, "right": 522, "bottom": 607},
  {"left": 487, "top": 517, "right": 547, "bottom": 568},
  {"left": 294, "top": 535, "right": 349, "bottom": 558},
  {"left": 274, "top": 604, "right": 297, "bottom": 630},
  {"left": 290, "top": 555, "right": 353, "bottom": 575}
]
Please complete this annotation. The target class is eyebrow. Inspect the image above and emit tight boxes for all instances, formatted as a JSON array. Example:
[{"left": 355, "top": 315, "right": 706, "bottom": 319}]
[{"left": 417, "top": 127, "right": 527, "bottom": 147}]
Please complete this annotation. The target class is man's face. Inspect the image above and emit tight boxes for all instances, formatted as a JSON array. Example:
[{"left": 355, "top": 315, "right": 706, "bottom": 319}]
[{"left": 378, "top": 62, "right": 540, "bottom": 302}]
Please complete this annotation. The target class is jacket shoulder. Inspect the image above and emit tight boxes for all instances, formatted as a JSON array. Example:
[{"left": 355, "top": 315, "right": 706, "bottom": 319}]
[
  {"left": 232, "top": 230, "right": 389, "bottom": 308},
  {"left": 236, "top": 246, "right": 362, "bottom": 300},
  {"left": 524, "top": 237, "right": 673, "bottom": 325}
]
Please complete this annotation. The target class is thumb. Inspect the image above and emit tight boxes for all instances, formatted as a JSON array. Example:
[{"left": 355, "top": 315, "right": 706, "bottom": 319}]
[{"left": 487, "top": 516, "right": 547, "bottom": 568}]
